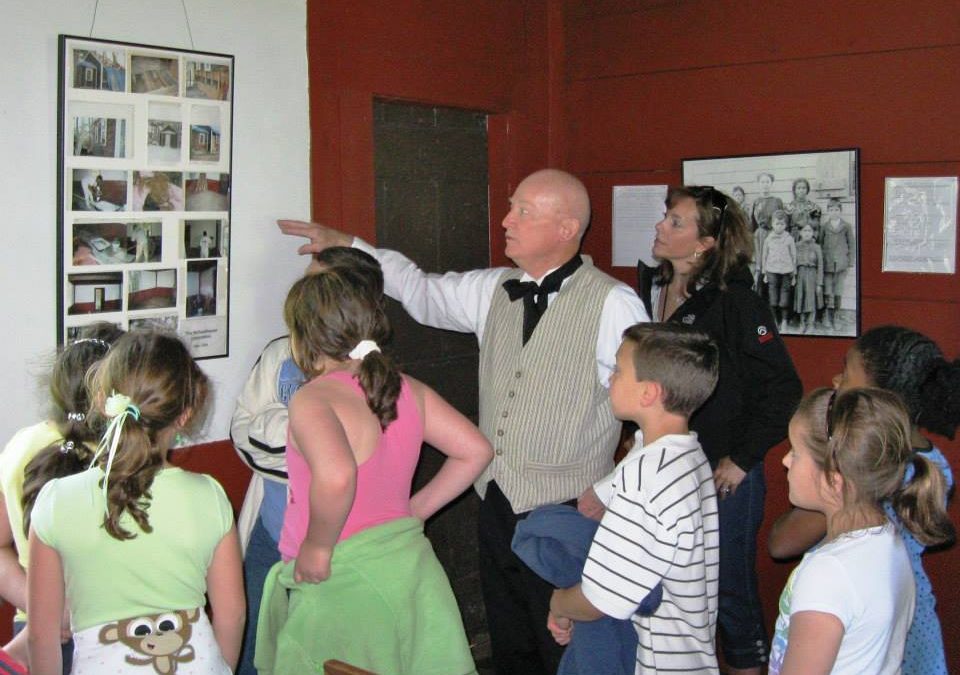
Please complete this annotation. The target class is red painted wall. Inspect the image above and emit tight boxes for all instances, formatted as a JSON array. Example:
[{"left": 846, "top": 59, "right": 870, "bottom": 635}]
[
  {"left": 562, "top": 0, "right": 960, "bottom": 669},
  {"left": 304, "top": 0, "right": 563, "bottom": 263},
  {"left": 9, "top": 0, "right": 957, "bottom": 663}
]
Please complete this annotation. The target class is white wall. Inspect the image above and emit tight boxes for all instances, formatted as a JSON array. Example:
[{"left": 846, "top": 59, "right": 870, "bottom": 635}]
[{"left": 0, "top": 0, "right": 310, "bottom": 443}]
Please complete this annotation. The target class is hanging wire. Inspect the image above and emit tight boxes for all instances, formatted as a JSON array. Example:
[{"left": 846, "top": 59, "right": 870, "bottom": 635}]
[
  {"left": 87, "top": 0, "right": 196, "bottom": 50},
  {"left": 180, "top": 0, "right": 196, "bottom": 50},
  {"left": 88, "top": 0, "right": 100, "bottom": 37}
]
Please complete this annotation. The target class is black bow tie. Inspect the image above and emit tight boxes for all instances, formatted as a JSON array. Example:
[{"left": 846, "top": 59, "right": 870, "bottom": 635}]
[{"left": 502, "top": 255, "right": 582, "bottom": 345}]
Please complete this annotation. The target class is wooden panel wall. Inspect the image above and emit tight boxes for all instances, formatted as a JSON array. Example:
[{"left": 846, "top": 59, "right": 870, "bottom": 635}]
[
  {"left": 562, "top": 0, "right": 960, "bottom": 668},
  {"left": 305, "top": 0, "right": 559, "bottom": 263}
]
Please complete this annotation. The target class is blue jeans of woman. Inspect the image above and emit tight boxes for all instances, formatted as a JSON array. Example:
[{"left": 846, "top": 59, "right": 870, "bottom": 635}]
[{"left": 717, "top": 463, "right": 768, "bottom": 669}]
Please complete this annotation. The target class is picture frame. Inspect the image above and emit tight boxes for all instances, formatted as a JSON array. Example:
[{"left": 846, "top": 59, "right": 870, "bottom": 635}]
[
  {"left": 57, "top": 35, "right": 234, "bottom": 358},
  {"left": 682, "top": 149, "right": 860, "bottom": 338}
]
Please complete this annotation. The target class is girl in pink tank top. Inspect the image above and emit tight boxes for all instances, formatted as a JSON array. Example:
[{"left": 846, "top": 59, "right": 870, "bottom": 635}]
[
  {"left": 259, "top": 267, "right": 492, "bottom": 673},
  {"left": 280, "top": 369, "right": 424, "bottom": 557}
]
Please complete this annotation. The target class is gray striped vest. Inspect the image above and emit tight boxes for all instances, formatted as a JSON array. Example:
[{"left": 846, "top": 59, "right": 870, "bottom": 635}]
[{"left": 476, "top": 258, "right": 620, "bottom": 513}]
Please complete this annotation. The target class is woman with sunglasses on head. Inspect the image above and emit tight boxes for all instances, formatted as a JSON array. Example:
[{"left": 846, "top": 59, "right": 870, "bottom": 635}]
[{"left": 638, "top": 186, "right": 802, "bottom": 674}]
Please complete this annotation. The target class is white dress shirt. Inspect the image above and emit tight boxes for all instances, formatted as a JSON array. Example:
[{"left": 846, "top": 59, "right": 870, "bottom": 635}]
[{"left": 352, "top": 238, "right": 649, "bottom": 387}]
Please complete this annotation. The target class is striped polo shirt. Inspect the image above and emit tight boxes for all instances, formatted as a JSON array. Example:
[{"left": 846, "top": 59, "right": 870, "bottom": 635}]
[{"left": 583, "top": 432, "right": 720, "bottom": 674}]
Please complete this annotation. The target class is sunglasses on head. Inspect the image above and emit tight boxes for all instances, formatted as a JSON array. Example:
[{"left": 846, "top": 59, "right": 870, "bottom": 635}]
[
  {"left": 825, "top": 389, "right": 837, "bottom": 439},
  {"left": 688, "top": 185, "right": 728, "bottom": 237}
]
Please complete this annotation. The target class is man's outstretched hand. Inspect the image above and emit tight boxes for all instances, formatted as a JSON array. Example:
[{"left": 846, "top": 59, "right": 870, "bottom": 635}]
[{"left": 277, "top": 219, "right": 352, "bottom": 255}]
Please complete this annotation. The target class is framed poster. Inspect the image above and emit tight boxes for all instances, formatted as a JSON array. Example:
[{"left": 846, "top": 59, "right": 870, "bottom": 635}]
[
  {"left": 57, "top": 35, "right": 233, "bottom": 358},
  {"left": 683, "top": 149, "right": 860, "bottom": 338}
]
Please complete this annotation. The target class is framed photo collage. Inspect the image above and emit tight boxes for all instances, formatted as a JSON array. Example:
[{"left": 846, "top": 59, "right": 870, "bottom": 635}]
[{"left": 57, "top": 35, "right": 234, "bottom": 358}]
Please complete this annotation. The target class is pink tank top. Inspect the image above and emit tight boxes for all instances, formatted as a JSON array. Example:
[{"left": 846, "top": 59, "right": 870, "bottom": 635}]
[{"left": 279, "top": 370, "right": 423, "bottom": 561}]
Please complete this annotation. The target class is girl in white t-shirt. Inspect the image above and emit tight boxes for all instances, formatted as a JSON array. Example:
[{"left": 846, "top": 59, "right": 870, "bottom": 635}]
[{"left": 769, "top": 387, "right": 953, "bottom": 675}]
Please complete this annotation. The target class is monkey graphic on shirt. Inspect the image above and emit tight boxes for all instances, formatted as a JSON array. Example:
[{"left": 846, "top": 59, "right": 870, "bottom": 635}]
[{"left": 98, "top": 608, "right": 200, "bottom": 674}]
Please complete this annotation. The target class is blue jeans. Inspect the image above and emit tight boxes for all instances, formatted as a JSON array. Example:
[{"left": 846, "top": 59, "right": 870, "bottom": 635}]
[
  {"left": 717, "top": 463, "right": 768, "bottom": 669},
  {"left": 237, "top": 516, "right": 281, "bottom": 675}
]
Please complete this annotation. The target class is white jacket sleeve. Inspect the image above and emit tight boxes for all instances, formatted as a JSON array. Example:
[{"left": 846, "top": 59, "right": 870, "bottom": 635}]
[{"left": 230, "top": 337, "right": 296, "bottom": 482}]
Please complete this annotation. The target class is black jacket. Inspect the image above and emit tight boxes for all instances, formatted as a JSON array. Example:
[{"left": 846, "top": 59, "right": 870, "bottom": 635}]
[{"left": 638, "top": 262, "right": 802, "bottom": 471}]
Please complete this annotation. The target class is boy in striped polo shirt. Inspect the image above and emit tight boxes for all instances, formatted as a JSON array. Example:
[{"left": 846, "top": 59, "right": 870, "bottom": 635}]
[{"left": 549, "top": 323, "right": 721, "bottom": 674}]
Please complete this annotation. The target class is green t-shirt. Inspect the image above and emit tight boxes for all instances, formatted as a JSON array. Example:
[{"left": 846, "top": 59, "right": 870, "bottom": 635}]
[{"left": 32, "top": 466, "right": 233, "bottom": 631}]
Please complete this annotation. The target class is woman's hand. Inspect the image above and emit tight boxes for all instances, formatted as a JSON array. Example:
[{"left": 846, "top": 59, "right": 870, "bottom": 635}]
[
  {"left": 547, "top": 611, "right": 573, "bottom": 646},
  {"left": 294, "top": 541, "right": 333, "bottom": 584},
  {"left": 713, "top": 456, "right": 747, "bottom": 499}
]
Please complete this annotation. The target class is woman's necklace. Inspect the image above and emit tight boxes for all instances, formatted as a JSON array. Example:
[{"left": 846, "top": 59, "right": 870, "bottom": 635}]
[{"left": 659, "top": 283, "right": 688, "bottom": 321}]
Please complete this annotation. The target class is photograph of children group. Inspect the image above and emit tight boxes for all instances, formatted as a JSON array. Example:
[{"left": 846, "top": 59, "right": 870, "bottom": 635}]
[
  {"left": 683, "top": 150, "right": 859, "bottom": 337},
  {"left": 3, "top": 6, "right": 960, "bottom": 675}
]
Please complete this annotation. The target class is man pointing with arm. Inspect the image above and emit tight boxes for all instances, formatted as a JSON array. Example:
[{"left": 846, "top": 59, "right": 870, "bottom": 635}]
[{"left": 279, "top": 168, "right": 648, "bottom": 675}]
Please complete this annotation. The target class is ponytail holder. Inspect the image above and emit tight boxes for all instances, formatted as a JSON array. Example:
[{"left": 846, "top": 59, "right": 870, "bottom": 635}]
[
  {"left": 104, "top": 392, "right": 140, "bottom": 421},
  {"left": 349, "top": 340, "right": 380, "bottom": 360},
  {"left": 67, "top": 411, "right": 86, "bottom": 422},
  {"left": 89, "top": 391, "right": 141, "bottom": 513},
  {"left": 60, "top": 440, "right": 75, "bottom": 455}
]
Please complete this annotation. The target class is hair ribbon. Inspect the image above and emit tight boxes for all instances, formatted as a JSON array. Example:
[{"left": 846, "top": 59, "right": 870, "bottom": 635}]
[
  {"left": 349, "top": 340, "right": 380, "bottom": 360},
  {"left": 89, "top": 391, "right": 141, "bottom": 511}
]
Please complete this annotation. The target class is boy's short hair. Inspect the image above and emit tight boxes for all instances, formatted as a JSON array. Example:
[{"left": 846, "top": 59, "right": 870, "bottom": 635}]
[
  {"left": 311, "top": 246, "right": 384, "bottom": 297},
  {"left": 827, "top": 197, "right": 842, "bottom": 210},
  {"left": 771, "top": 209, "right": 788, "bottom": 223},
  {"left": 622, "top": 323, "right": 719, "bottom": 417}
]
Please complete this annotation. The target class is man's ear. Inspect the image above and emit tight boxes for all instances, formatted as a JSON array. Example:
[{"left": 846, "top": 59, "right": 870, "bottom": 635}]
[{"left": 558, "top": 217, "right": 582, "bottom": 243}]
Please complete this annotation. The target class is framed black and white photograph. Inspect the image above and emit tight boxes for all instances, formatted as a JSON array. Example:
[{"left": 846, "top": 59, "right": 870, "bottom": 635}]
[
  {"left": 683, "top": 149, "right": 860, "bottom": 338},
  {"left": 58, "top": 35, "right": 234, "bottom": 358}
]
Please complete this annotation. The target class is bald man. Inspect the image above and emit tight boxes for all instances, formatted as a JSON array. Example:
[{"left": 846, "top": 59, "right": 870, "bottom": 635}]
[{"left": 279, "top": 169, "right": 648, "bottom": 675}]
